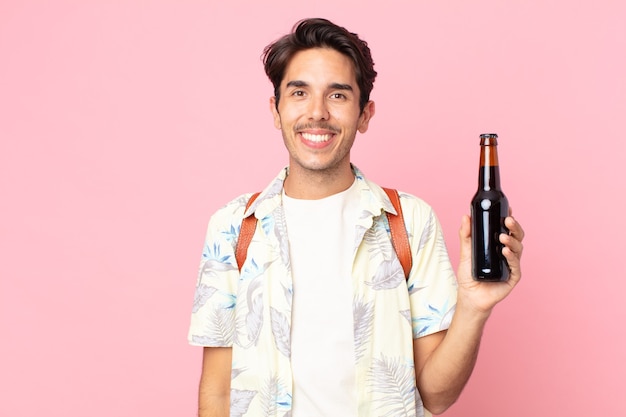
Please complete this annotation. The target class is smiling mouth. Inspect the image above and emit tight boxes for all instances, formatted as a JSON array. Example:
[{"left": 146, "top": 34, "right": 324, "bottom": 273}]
[{"left": 301, "top": 132, "right": 334, "bottom": 143}]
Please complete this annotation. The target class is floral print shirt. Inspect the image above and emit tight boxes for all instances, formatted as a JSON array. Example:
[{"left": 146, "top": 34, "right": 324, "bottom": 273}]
[{"left": 188, "top": 166, "right": 458, "bottom": 417}]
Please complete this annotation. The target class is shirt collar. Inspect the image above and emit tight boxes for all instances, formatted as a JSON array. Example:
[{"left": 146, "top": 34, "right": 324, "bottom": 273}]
[{"left": 244, "top": 164, "right": 397, "bottom": 219}]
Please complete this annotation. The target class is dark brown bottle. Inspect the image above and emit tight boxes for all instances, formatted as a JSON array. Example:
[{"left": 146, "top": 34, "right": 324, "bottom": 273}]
[{"left": 471, "top": 133, "right": 510, "bottom": 281}]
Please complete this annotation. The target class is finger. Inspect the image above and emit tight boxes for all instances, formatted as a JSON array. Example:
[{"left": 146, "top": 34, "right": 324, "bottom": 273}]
[
  {"left": 459, "top": 214, "right": 471, "bottom": 239},
  {"left": 502, "top": 245, "right": 523, "bottom": 284},
  {"left": 500, "top": 233, "right": 524, "bottom": 256},
  {"left": 458, "top": 215, "right": 472, "bottom": 260},
  {"left": 505, "top": 216, "right": 525, "bottom": 241},
  {"left": 457, "top": 215, "right": 474, "bottom": 283}
]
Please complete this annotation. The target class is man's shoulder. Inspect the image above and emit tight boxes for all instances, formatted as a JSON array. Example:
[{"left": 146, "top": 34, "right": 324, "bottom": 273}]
[
  {"left": 391, "top": 190, "right": 439, "bottom": 225},
  {"left": 396, "top": 190, "right": 434, "bottom": 211},
  {"left": 206, "top": 169, "right": 286, "bottom": 231},
  {"left": 352, "top": 167, "right": 437, "bottom": 218},
  {"left": 208, "top": 192, "right": 256, "bottom": 227}
]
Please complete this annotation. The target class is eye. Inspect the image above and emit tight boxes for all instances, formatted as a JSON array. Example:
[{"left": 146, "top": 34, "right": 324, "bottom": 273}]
[
  {"left": 330, "top": 93, "right": 347, "bottom": 99},
  {"left": 292, "top": 90, "right": 306, "bottom": 97}
]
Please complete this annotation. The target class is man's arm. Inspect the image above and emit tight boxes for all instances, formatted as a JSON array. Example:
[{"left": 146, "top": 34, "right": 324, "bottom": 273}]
[
  {"left": 198, "top": 347, "right": 232, "bottom": 417},
  {"left": 414, "top": 214, "right": 525, "bottom": 414},
  {"left": 413, "top": 307, "right": 488, "bottom": 414}
]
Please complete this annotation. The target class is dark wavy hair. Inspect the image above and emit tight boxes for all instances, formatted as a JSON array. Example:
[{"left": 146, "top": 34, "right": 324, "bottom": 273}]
[{"left": 262, "top": 18, "right": 377, "bottom": 113}]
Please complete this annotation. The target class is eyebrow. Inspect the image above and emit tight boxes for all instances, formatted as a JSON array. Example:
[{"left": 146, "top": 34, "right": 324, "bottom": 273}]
[
  {"left": 329, "top": 83, "right": 353, "bottom": 91},
  {"left": 285, "top": 80, "right": 354, "bottom": 91},
  {"left": 286, "top": 80, "right": 308, "bottom": 88}
]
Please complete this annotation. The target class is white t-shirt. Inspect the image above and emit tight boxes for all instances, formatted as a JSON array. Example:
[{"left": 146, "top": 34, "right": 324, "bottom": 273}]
[{"left": 283, "top": 180, "right": 360, "bottom": 417}]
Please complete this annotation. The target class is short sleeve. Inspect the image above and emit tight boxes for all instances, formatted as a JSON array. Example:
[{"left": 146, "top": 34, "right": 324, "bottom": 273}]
[
  {"left": 187, "top": 196, "right": 247, "bottom": 347},
  {"left": 402, "top": 195, "right": 458, "bottom": 339}
]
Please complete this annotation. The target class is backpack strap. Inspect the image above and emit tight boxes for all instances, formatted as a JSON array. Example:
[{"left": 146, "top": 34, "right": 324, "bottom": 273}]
[
  {"left": 235, "top": 188, "right": 412, "bottom": 280},
  {"left": 235, "top": 192, "right": 261, "bottom": 272},
  {"left": 382, "top": 188, "right": 413, "bottom": 279}
]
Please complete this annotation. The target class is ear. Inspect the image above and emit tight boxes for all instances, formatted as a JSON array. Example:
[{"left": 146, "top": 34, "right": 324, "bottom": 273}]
[
  {"left": 357, "top": 100, "right": 375, "bottom": 133},
  {"left": 269, "top": 96, "right": 281, "bottom": 129}
]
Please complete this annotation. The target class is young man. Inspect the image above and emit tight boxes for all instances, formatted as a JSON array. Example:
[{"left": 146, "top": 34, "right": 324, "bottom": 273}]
[{"left": 188, "top": 18, "right": 525, "bottom": 417}]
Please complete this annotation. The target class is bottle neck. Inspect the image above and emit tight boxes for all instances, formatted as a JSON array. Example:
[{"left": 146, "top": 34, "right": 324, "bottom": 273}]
[{"left": 478, "top": 145, "right": 501, "bottom": 191}]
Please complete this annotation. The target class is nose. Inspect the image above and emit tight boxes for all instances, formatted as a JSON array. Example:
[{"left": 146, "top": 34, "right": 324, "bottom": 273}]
[{"left": 308, "top": 95, "right": 329, "bottom": 121}]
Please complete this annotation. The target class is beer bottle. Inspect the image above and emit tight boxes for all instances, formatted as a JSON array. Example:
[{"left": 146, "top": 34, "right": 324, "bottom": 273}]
[{"left": 471, "top": 133, "right": 510, "bottom": 281}]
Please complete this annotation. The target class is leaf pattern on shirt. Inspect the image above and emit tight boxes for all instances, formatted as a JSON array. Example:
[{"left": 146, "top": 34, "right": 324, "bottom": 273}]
[
  {"left": 407, "top": 281, "right": 428, "bottom": 295},
  {"left": 235, "top": 193, "right": 252, "bottom": 209},
  {"left": 201, "top": 257, "right": 237, "bottom": 274},
  {"left": 272, "top": 206, "right": 291, "bottom": 268},
  {"left": 241, "top": 256, "right": 272, "bottom": 280},
  {"left": 400, "top": 309, "right": 411, "bottom": 326},
  {"left": 259, "top": 375, "right": 286, "bottom": 416},
  {"left": 365, "top": 257, "right": 405, "bottom": 290},
  {"left": 440, "top": 303, "right": 456, "bottom": 331},
  {"left": 192, "top": 284, "right": 218, "bottom": 313},
  {"left": 367, "top": 355, "right": 420, "bottom": 417},
  {"left": 417, "top": 211, "right": 436, "bottom": 252},
  {"left": 265, "top": 178, "right": 285, "bottom": 199},
  {"left": 353, "top": 296, "right": 375, "bottom": 361},
  {"left": 435, "top": 234, "right": 454, "bottom": 269},
  {"left": 413, "top": 300, "right": 455, "bottom": 338},
  {"left": 230, "top": 389, "right": 256, "bottom": 417},
  {"left": 260, "top": 385, "right": 278, "bottom": 416},
  {"left": 281, "top": 283, "right": 292, "bottom": 307},
  {"left": 270, "top": 307, "right": 291, "bottom": 358},
  {"left": 364, "top": 216, "right": 394, "bottom": 260},
  {"left": 359, "top": 206, "right": 379, "bottom": 221},
  {"left": 212, "top": 307, "right": 235, "bottom": 345},
  {"left": 231, "top": 367, "right": 246, "bottom": 380},
  {"left": 353, "top": 223, "right": 370, "bottom": 253},
  {"left": 244, "top": 276, "right": 264, "bottom": 347},
  {"left": 259, "top": 212, "right": 274, "bottom": 237},
  {"left": 190, "top": 305, "right": 234, "bottom": 346},
  {"left": 407, "top": 282, "right": 427, "bottom": 296},
  {"left": 355, "top": 207, "right": 376, "bottom": 248}
]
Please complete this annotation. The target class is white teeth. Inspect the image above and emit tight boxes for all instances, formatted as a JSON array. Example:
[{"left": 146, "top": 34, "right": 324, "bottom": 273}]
[{"left": 301, "top": 132, "right": 332, "bottom": 142}]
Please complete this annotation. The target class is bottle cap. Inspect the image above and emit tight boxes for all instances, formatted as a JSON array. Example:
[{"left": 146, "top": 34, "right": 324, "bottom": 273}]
[{"left": 479, "top": 133, "right": 498, "bottom": 145}]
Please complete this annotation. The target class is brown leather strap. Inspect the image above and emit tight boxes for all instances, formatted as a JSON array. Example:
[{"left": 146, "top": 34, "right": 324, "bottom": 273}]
[
  {"left": 235, "top": 192, "right": 260, "bottom": 272},
  {"left": 383, "top": 188, "right": 412, "bottom": 279}
]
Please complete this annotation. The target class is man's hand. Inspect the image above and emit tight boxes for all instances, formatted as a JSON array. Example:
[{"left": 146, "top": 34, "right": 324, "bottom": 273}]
[{"left": 456, "top": 210, "right": 525, "bottom": 315}]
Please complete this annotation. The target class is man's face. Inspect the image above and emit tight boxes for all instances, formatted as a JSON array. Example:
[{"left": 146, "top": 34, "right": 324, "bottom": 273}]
[{"left": 270, "top": 48, "right": 374, "bottom": 178}]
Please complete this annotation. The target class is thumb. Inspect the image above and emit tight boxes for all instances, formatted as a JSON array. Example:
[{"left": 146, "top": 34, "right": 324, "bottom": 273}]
[
  {"left": 458, "top": 214, "right": 472, "bottom": 263},
  {"left": 457, "top": 215, "right": 474, "bottom": 284}
]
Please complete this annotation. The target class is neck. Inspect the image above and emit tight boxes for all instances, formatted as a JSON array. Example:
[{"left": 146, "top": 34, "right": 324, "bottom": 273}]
[{"left": 284, "top": 164, "right": 354, "bottom": 200}]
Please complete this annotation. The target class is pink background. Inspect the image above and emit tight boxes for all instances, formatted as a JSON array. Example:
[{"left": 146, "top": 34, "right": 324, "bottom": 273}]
[{"left": 1, "top": 1, "right": 624, "bottom": 415}]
